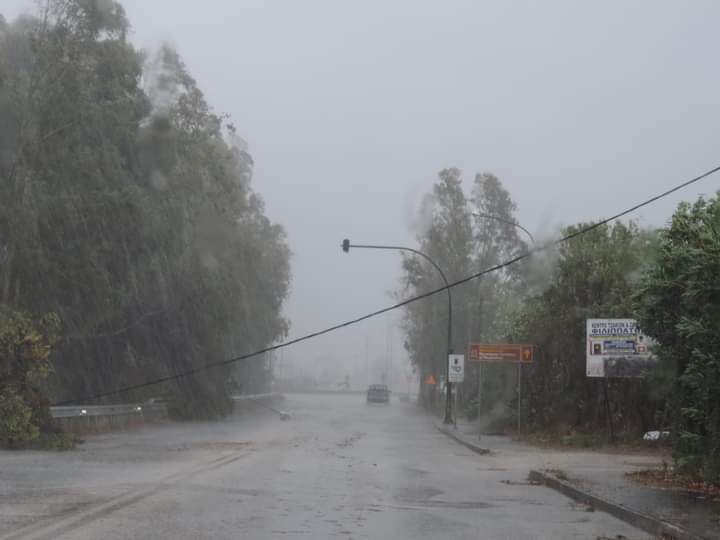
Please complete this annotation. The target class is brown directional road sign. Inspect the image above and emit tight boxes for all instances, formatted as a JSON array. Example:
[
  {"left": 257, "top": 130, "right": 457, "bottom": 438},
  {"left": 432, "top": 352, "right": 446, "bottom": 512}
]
[{"left": 467, "top": 343, "right": 534, "bottom": 363}]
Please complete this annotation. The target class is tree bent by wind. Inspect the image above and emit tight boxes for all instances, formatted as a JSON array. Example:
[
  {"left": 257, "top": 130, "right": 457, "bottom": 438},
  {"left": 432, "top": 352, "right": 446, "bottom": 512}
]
[{"left": 0, "top": 0, "right": 290, "bottom": 437}]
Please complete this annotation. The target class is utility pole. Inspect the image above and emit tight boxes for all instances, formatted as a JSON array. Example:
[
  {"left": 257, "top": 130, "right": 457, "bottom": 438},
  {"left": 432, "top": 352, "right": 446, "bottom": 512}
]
[
  {"left": 389, "top": 327, "right": 393, "bottom": 390},
  {"left": 365, "top": 336, "right": 369, "bottom": 383}
]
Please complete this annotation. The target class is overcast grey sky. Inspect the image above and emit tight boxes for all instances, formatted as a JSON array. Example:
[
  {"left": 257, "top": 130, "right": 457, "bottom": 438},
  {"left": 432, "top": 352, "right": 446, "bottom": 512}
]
[{"left": 4, "top": 1, "right": 720, "bottom": 387}]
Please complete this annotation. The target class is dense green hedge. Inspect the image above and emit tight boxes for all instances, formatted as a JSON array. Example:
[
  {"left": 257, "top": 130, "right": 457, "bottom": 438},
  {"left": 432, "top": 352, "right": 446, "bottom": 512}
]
[{"left": 636, "top": 194, "right": 720, "bottom": 482}]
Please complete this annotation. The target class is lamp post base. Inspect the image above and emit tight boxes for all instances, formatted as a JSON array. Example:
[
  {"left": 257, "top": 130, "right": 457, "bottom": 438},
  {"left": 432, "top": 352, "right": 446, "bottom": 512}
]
[{"left": 443, "top": 380, "right": 453, "bottom": 425}]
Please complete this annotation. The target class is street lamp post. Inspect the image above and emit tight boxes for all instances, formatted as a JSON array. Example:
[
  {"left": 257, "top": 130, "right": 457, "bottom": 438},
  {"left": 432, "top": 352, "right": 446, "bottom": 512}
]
[
  {"left": 471, "top": 212, "right": 535, "bottom": 244},
  {"left": 470, "top": 213, "right": 534, "bottom": 434},
  {"left": 341, "top": 239, "right": 454, "bottom": 424}
]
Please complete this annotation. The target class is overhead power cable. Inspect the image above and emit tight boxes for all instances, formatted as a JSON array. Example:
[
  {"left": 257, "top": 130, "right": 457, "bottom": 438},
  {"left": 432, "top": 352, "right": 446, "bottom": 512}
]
[{"left": 53, "top": 163, "right": 720, "bottom": 405}]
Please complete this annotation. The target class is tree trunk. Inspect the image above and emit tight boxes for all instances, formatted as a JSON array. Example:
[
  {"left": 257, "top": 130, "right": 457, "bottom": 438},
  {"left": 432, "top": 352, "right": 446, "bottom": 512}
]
[{"left": 2, "top": 245, "right": 14, "bottom": 304}]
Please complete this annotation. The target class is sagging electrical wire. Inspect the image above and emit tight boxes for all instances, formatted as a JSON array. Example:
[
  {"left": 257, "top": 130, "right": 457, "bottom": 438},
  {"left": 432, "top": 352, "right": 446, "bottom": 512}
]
[{"left": 53, "top": 163, "right": 720, "bottom": 405}]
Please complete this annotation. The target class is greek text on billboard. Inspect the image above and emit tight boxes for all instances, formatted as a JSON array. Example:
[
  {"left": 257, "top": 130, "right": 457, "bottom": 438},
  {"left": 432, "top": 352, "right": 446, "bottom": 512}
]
[{"left": 586, "top": 319, "right": 656, "bottom": 378}]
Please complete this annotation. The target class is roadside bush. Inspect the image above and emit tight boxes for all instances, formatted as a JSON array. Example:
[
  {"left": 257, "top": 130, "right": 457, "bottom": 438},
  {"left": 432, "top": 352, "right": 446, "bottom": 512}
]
[
  {"left": 30, "top": 432, "right": 79, "bottom": 451},
  {"left": 482, "top": 414, "right": 517, "bottom": 436},
  {"left": 636, "top": 194, "right": 720, "bottom": 483},
  {"left": 0, "top": 309, "right": 60, "bottom": 448},
  {"left": 463, "top": 397, "right": 479, "bottom": 420},
  {"left": 0, "top": 389, "right": 38, "bottom": 447},
  {"left": 560, "top": 432, "right": 603, "bottom": 448}
]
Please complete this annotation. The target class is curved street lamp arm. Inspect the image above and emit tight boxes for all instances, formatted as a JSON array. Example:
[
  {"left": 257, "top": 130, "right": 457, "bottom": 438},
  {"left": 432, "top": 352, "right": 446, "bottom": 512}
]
[
  {"left": 348, "top": 244, "right": 451, "bottom": 291},
  {"left": 343, "top": 241, "right": 454, "bottom": 424},
  {"left": 471, "top": 213, "right": 535, "bottom": 244}
]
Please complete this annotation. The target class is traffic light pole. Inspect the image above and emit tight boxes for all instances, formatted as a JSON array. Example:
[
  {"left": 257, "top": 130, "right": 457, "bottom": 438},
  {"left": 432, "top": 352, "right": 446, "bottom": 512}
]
[{"left": 341, "top": 240, "right": 454, "bottom": 424}]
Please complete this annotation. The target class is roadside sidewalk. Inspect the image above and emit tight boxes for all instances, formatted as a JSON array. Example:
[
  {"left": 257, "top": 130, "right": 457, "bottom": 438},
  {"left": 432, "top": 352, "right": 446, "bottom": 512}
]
[{"left": 434, "top": 418, "right": 719, "bottom": 540}]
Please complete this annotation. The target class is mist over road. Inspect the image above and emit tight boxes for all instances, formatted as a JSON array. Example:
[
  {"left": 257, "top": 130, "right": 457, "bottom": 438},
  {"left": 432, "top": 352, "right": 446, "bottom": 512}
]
[{"left": 1, "top": 394, "right": 649, "bottom": 539}]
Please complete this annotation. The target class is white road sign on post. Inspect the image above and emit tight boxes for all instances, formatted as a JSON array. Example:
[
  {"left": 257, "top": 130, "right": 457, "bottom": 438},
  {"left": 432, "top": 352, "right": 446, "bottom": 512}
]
[{"left": 448, "top": 354, "right": 465, "bottom": 383}]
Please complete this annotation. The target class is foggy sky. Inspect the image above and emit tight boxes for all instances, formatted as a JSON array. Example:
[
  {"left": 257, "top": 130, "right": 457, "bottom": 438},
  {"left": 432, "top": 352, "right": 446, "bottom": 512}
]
[{"left": 4, "top": 1, "right": 720, "bottom": 388}]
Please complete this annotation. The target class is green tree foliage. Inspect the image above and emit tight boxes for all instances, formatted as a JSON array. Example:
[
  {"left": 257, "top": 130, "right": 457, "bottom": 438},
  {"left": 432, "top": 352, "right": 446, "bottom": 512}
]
[
  {"left": 466, "top": 174, "right": 530, "bottom": 414},
  {"left": 398, "top": 169, "right": 525, "bottom": 410},
  {"left": 635, "top": 195, "right": 720, "bottom": 481},
  {"left": 508, "top": 222, "right": 661, "bottom": 434},
  {"left": 0, "top": 1, "right": 290, "bottom": 418},
  {"left": 0, "top": 310, "right": 59, "bottom": 447}
]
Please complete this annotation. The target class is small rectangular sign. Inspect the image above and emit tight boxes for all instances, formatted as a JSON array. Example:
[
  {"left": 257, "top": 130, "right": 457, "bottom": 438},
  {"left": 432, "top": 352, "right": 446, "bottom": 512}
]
[
  {"left": 448, "top": 354, "right": 465, "bottom": 383},
  {"left": 467, "top": 343, "right": 533, "bottom": 363}
]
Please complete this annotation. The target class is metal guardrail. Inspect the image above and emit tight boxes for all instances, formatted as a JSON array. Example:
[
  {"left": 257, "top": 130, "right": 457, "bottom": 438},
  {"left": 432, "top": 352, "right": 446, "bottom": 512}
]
[
  {"left": 231, "top": 393, "right": 283, "bottom": 402},
  {"left": 49, "top": 393, "right": 281, "bottom": 419},
  {"left": 50, "top": 403, "right": 167, "bottom": 419}
]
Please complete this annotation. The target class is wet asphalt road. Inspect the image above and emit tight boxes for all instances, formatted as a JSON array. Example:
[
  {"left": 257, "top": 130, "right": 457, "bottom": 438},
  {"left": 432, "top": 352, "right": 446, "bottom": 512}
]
[{"left": 1, "top": 394, "right": 650, "bottom": 539}]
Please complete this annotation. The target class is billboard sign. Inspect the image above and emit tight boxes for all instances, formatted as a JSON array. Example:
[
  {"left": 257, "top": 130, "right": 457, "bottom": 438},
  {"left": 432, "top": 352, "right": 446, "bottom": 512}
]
[
  {"left": 467, "top": 343, "right": 533, "bottom": 363},
  {"left": 586, "top": 319, "right": 656, "bottom": 378}
]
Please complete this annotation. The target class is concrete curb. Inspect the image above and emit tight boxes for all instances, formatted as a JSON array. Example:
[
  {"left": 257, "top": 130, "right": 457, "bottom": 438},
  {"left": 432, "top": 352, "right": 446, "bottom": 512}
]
[
  {"left": 433, "top": 421, "right": 491, "bottom": 455},
  {"left": 528, "top": 469, "right": 707, "bottom": 540}
]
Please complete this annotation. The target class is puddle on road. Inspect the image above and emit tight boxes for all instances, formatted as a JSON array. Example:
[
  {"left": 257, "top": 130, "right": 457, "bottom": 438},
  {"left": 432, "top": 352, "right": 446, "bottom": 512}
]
[
  {"left": 380, "top": 500, "right": 494, "bottom": 512},
  {"left": 403, "top": 466, "right": 430, "bottom": 476},
  {"left": 177, "top": 483, "right": 270, "bottom": 497},
  {"left": 393, "top": 485, "right": 494, "bottom": 510},
  {"left": 336, "top": 432, "right": 365, "bottom": 448},
  {"left": 171, "top": 442, "right": 252, "bottom": 452},
  {"left": 491, "top": 496, "right": 547, "bottom": 506},
  {"left": 395, "top": 486, "right": 444, "bottom": 501},
  {"left": 417, "top": 500, "right": 493, "bottom": 509}
]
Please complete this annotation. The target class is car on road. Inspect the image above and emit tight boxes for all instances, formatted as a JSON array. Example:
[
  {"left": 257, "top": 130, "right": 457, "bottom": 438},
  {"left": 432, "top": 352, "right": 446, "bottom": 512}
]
[{"left": 366, "top": 384, "right": 390, "bottom": 404}]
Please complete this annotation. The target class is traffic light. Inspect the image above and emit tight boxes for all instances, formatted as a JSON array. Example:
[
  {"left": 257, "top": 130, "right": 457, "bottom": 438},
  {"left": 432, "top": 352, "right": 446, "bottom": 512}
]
[{"left": 342, "top": 239, "right": 350, "bottom": 253}]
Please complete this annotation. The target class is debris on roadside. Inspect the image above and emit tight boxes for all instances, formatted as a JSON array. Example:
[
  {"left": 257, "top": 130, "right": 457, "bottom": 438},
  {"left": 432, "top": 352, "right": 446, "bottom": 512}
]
[
  {"left": 501, "top": 479, "right": 542, "bottom": 486},
  {"left": 626, "top": 467, "right": 720, "bottom": 500},
  {"left": 546, "top": 468, "right": 570, "bottom": 481},
  {"left": 569, "top": 501, "right": 595, "bottom": 513}
]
